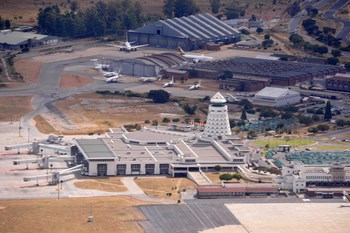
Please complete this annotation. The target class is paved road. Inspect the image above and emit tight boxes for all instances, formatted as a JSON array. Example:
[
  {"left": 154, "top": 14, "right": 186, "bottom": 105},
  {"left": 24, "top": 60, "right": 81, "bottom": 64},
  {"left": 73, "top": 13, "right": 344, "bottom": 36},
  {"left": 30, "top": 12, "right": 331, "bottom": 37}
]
[
  {"left": 289, "top": 0, "right": 330, "bottom": 33},
  {"left": 323, "top": 0, "right": 350, "bottom": 41}
]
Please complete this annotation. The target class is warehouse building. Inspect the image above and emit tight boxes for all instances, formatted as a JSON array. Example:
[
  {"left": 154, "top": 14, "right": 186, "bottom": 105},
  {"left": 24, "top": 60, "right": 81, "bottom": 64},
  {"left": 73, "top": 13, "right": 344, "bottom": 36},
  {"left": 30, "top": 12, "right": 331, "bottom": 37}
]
[
  {"left": 252, "top": 87, "right": 301, "bottom": 107},
  {"left": 128, "top": 13, "right": 240, "bottom": 51},
  {"left": 325, "top": 73, "right": 350, "bottom": 92},
  {"left": 71, "top": 93, "right": 250, "bottom": 177},
  {"left": 184, "top": 57, "right": 343, "bottom": 86},
  {"left": 0, "top": 31, "right": 57, "bottom": 50}
]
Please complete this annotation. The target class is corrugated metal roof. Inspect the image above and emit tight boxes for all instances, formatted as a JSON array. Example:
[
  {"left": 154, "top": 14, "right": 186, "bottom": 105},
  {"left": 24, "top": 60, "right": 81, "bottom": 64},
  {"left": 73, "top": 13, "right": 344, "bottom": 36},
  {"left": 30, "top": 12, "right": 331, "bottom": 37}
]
[
  {"left": 0, "top": 31, "right": 48, "bottom": 45},
  {"left": 255, "top": 87, "right": 300, "bottom": 98}
]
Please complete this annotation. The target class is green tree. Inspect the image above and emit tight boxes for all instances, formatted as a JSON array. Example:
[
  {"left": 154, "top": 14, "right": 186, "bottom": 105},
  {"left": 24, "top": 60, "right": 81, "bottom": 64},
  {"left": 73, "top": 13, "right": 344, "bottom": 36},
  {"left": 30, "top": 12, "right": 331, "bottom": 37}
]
[
  {"left": 4, "top": 19, "right": 10, "bottom": 29},
  {"left": 256, "top": 27, "right": 263, "bottom": 34},
  {"left": 70, "top": 0, "right": 79, "bottom": 12},
  {"left": 312, "top": 114, "right": 320, "bottom": 122},
  {"left": 163, "top": 0, "right": 175, "bottom": 18},
  {"left": 299, "top": 115, "right": 313, "bottom": 125},
  {"left": 336, "top": 119, "right": 346, "bottom": 127},
  {"left": 229, "top": 119, "right": 236, "bottom": 128},
  {"left": 262, "top": 39, "right": 274, "bottom": 47},
  {"left": 324, "top": 101, "right": 332, "bottom": 121},
  {"left": 264, "top": 34, "right": 270, "bottom": 40},
  {"left": 308, "top": 127, "right": 318, "bottom": 133},
  {"left": 240, "top": 108, "right": 247, "bottom": 120},
  {"left": 289, "top": 33, "right": 304, "bottom": 46},
  {"left": 331, "top": 49, "right": 342, "bottom": 57},
  {"left": 344, "top": 62, "right": 350, "bottom": 71},
  {"left": 174, "top": 0, "right": 199, "bottom": 17},
  {"left": 210, "top": 0, "right": 221, "bottom": 14},
  {"left": 148, "top": 89, "right": 170, "bottom": 103},
  {"left": 326, "top": 57, "right": 339, "bottom": 65},
  {"left": 232, "top": 173, "right": 242, "bottom": 180},
  {"left": 224, "top": 5, "right": 242, "bottom": 19},
  {"left": 219, "top": 173, "right": 233, "bottom": 181},
  {"left": 317, "top": 124, "right": 329, "bottom": 132},
  {"left": 183, "top": 104, "right": 197, "bottom": 115}
]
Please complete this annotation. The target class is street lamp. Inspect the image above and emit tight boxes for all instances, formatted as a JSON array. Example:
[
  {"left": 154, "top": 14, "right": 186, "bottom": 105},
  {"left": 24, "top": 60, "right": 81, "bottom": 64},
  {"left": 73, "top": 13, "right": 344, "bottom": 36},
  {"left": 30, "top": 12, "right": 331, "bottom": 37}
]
[{"left": 50, "top": 164, "right": 53, "bottom": 173}]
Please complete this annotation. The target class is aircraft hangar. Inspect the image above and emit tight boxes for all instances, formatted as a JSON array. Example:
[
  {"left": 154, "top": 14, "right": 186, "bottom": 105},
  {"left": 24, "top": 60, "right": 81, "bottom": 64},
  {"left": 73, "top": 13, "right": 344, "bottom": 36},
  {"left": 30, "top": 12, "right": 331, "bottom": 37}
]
[
  {"left": 128, "top": 13, "right": 240, "bottom": 51},
  {"left": 110, "top": 52, "right": 186, "bottom": 76}
]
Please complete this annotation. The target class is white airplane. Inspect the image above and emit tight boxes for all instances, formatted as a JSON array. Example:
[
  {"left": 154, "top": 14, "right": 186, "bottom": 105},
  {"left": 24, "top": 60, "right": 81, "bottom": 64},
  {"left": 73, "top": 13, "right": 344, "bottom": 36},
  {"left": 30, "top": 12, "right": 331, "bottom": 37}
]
[
  {"left": 225, "top": 94, "right": 239, "bottom": 103},
  {"left": 107, "top": 37, "right": 148, "bottom": 52},
  {"left": 139, "top": 75, "right": 162, "bottom": 82},
  {"left": 178, "top": 47, "right": 214, "bottom": 63},
  {"left": 105, "top": 75, "right": 121, "bottom": 83},
  {"left": 188, "top": 80, "right": 201, "bottom": 90},
  {"left": 163, "top": 77, "right": 174, "bottom": 88},
  {"left": 91, "top": 59, "right": 109, "bottom": 70},
  {"left": 340, "top": 191, "right": 350, "bottom": 207},
  {"left": 99, "top": 67, "right": 121, "bottom": 78}
]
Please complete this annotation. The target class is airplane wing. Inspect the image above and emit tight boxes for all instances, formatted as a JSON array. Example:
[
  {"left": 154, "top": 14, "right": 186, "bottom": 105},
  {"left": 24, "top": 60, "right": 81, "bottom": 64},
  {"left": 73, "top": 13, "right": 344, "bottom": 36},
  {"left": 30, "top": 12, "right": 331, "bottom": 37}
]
[
  {"left": 106, "top": 43, "right": 125, "bottom": 49},
  {"left": 131, "top": 44, "right": 149, "bottom": 49}
]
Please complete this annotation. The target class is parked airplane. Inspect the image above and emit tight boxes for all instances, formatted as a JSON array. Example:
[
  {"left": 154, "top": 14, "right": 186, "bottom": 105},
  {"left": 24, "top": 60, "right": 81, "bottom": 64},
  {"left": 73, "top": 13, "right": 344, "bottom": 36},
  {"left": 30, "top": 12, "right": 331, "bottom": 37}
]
[
  {"left": 91, "top": 59, "right": 109, "bottom": 70},
  {"left": 188, "top": 80, "right": 201, "bottom": 90},
  {"left": 225, "top": 94, "right": 239, "bottom": 103},
  {"left": 107, "top": 37, "right": 148, "bottom": 52},
  {"left": 139, "top": 76, "right": 160, "bottom": 82},
  {"left": 178, "top": 47, "right": 214, "bottom": 63},
  {"left": 340, "top": 191, "right": 350, "bottom": 207},
  {"left": 99, "top": 67, "right": 121, "bottom": 78},
  {"left": 105, "top": 75, "right": 121, "bottom": 83},
  {"left": 163, "top": 77, "right": 174, "bottom": 88}
]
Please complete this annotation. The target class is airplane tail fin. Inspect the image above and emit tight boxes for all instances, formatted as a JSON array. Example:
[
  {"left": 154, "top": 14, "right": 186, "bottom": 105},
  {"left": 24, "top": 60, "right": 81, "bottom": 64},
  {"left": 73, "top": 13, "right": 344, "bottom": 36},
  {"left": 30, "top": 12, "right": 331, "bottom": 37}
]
[
  {"left": 178, "top": 47, "right": 186, "bottom": 55},
  {"left": 344, "top": 191, "right": 350, "bottom": 202}
]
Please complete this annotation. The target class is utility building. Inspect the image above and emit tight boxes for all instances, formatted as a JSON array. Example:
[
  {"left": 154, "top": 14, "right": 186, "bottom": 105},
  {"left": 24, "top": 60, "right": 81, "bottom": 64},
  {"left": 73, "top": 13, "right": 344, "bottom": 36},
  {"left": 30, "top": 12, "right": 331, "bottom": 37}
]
[{"left": 128, "top": 13, "right": 240, "bottom": 51}]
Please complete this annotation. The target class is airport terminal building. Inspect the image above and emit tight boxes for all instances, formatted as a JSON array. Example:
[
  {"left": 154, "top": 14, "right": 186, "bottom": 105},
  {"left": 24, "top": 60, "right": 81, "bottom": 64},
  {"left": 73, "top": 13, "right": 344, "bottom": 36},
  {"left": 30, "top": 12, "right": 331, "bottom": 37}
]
[{"left": 71, "top": 93, "right": 250, "bottom": 177}]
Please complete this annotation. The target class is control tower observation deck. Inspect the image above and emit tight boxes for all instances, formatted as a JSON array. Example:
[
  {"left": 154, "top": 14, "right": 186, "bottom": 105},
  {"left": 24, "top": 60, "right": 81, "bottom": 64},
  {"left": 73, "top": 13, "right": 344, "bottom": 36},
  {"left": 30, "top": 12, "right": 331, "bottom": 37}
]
[{"left": 203, "top": 92, "right": 231, "bottom": 140}]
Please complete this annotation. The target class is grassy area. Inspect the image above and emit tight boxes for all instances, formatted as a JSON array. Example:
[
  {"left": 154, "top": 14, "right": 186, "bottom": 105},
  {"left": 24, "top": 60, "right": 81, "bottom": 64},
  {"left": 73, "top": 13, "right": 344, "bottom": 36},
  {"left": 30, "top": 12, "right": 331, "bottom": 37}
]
[
  {"left": 74, "top": 177, "right": 127, "bottom": 192},
  {"left": 33, "top": 114, "right": 59, "bottom": 134},
  {"left": 312, "top": 144, "right": 350, "bottom": 151},
  {"left": 134, "top": 177, "right": 197, "bottom": 200},
  {"left": 250, "top": 138, "right": 316, "bottom": 148},
  {"left": 0, "top": 196, "right": 150, "bottom": 233},
  {"left": 205, "top": 172, "right": 244, "bottom": 184}
]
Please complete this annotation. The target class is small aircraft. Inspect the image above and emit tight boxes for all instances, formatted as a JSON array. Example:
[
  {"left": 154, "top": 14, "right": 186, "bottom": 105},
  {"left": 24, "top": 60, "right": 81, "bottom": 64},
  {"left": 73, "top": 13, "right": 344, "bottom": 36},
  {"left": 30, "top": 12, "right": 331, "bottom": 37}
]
[
  {"left": 105, "top": 75, "right": 121, "bottom": 83},
  {"left": 178, "top": 47, "right": 214, "bottom": 63},
  {"left": 188, "top": 80, "right": 201, "bottom": 90},
  {"left": 99, "top": 67, "right": 121, "bottom": 78},
  {"left": 225, "top": 94, "right": 239, "bottom": 103},
  {"left": 91, "top": 59, "right": 109, "bottom": 70},
  {"left": 163, "top": 77, "right": 174, "bottom": 88},
  {"left": 107, "top": 36, "right": 148, "bottom": 52}
]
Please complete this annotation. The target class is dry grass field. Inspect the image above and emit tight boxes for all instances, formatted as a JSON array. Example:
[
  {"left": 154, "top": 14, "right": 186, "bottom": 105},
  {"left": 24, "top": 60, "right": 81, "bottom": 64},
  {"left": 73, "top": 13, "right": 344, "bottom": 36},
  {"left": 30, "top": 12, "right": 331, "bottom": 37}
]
[
  {"left": 0, "top": 196, "right": 151, "bottom": 233},
  {"left": 134, "top": 177, "right": 197, "bottom": 200},
  {"left": 0, "top": 96, "right": 32, "bottom": 122},
  {"left": 0, "top": 0, "right": 289, "bottom": 26},
  {"left": 74, "top": 177, "right": 128, "bottom": 192}
]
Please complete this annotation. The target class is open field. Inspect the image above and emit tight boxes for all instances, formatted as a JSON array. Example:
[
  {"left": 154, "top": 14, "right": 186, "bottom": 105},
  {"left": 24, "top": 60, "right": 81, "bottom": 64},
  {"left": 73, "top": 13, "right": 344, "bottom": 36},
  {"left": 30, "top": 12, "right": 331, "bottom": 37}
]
[
  {"left": 74, "top": 177, "right": 127, "bottom": 192},
  {"left": 0, "top": 196, "right": 150, "bottom": 233},
  {"left": 134, "top": 177, "right": 197, "bottom": 200},
  {"left": 0, "top": 0, "right": 289, "bottom": 25},
  {"left": 312, "top": 144, "right": 350, "bottom": 151},
  {"left": 0, "top": 96, "right": 32, "bottom": 122},
  {"left": 59, "top": 74, "right": 93, "bottom": 89},
  {"left": 250, "top": 138, "right": 316, "bottom": 148}
]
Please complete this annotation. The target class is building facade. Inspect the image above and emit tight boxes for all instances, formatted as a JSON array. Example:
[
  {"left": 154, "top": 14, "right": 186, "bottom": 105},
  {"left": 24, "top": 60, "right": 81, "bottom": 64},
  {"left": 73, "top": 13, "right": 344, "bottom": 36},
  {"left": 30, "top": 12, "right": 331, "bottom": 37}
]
[
  {"left": 325, "top": 73, "right": 350, "bottom": 92},
  {"left": 253, "top": 87, "right": 301, "bottom": 107}
]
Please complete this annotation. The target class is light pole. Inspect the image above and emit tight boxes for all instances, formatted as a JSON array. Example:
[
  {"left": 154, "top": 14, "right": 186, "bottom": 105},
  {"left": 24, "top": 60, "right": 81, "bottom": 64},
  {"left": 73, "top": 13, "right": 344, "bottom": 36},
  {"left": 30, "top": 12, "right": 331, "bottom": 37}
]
[
  {"left": 50, "top": 164, "right": 53, "bottom": 173},
  {"left": 27, "top": 127, "right": 30, "bottom": 143},
  {"left": 57, "top": 179, "right": 60, "bottom": 200}
]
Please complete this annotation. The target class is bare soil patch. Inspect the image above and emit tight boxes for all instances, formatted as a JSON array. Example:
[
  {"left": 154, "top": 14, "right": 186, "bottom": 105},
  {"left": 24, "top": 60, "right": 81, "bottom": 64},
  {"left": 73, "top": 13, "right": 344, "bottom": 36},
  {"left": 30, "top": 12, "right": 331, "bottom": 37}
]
[
  {"left": 134, "top": 177, "right": 197, "bottom": 200},
  {"left": 47, "top": 93, "right": 186, "bottom": 134},
  {"left": 74, "top": 177, "right": 127, "bottom": 192},
  {"left": 59, "top": 74, "right": 93, "bottom": 89},
  {"left": 0, "top": 96, "right": 32, "bottom": 122},
  {"left": 0, "top": 196, "right": 151, "bottom": 233},
  {"left": 12, "top": 60, "right": 41, "bottom": 86}
]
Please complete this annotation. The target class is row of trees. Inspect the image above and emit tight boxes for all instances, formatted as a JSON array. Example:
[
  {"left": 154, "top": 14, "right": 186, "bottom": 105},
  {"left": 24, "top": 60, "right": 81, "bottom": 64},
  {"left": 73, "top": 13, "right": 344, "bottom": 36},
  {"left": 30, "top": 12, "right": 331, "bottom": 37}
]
[
  {"left": 37, "top": 0, "right": 147, "bottom": 37},
  {"left": 163, "top": 0, "right": 199, "bottom": 18}
]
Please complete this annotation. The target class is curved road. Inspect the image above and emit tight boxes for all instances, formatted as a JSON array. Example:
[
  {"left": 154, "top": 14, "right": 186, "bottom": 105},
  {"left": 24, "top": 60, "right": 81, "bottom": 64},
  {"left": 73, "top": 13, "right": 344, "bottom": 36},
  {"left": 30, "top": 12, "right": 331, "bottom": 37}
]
[{"left": 323, "top": 0, "right": 350, "bottom": 41}]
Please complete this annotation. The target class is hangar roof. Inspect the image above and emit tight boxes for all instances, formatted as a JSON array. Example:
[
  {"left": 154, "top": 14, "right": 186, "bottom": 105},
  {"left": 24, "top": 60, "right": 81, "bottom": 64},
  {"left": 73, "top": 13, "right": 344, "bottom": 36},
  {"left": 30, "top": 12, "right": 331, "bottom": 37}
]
[
  {"left": 0, "top": 31, "right": 49, "bottom": 45},
  {"left": 131, "top": 13, "right": 239, "bottom": 41},
  {"left": 255, "top": 87, "right": 300, "bottom": 98}
]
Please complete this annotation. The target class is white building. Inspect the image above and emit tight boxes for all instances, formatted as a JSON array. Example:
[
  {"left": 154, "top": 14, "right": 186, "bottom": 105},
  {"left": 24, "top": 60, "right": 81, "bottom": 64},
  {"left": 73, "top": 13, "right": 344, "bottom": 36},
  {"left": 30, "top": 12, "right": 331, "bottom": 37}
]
[
  {"left": 203, "top": 92, "right": 231, "bottom": 140},
  {"left": 72, "top": 92, "right": 250, "bottom": 177},
  {"left": 276, "top": 162, "right": 350, "bottom": 193},
  {"left": 252, "top": 87, "right": 301, "bottom": 107}
]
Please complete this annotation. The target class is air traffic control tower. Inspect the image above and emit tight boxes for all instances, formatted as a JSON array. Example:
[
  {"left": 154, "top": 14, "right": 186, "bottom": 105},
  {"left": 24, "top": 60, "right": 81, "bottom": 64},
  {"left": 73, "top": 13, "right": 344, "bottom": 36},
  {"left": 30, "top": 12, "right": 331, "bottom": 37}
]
[{"left": 203, "top": 92, "right": 231, "bottom": 140}]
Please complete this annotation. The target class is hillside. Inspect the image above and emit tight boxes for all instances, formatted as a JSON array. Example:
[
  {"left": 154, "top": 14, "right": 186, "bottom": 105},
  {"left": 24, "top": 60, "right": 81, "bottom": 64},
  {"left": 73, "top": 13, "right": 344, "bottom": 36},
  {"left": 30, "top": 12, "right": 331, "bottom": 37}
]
[{"left": 0, "top": 0, "right": 290, "bottom": 26}]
